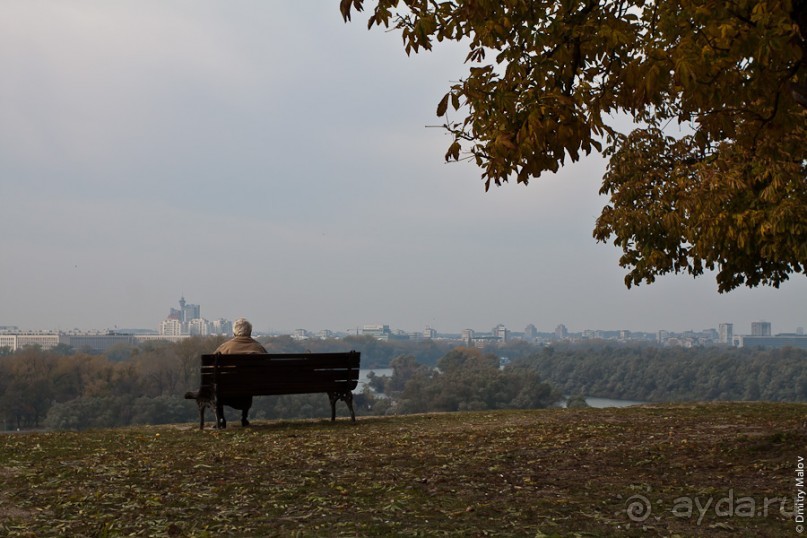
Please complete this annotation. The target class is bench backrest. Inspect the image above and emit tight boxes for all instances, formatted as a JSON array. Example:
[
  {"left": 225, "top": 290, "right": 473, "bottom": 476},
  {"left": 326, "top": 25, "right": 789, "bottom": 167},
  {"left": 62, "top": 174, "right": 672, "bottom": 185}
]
[{"left": 200, "top": 351, "right": 360, "bottom": 397}]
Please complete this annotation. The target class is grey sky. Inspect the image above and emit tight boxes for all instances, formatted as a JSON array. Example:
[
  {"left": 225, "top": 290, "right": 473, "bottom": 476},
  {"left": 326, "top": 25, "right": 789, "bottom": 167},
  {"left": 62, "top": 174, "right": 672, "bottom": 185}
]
[{"left": 1, "top": 1, "right": 804, "bottom": 336}]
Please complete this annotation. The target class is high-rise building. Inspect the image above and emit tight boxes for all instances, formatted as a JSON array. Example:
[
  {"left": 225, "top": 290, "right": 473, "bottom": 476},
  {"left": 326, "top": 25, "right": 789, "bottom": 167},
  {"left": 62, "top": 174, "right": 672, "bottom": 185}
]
[
  {"left": 182, "top": 303, "right": 201, "bottom": 323},
  {"left": 160, "top": 319, "right": 182, "bottom": 336},
  {"left": 619, "top": 330, "right": 631, "bottom": 341},
  {"left": 555, "top": 324, "right": 568, "bottom": 340},
  {"left": 751, "top": 321, "right": 772, "bottom": 336},
  {"left": 188, "top": 318, "right": 210, "bottom": 336},
  {"left": 719, "top": 323, "right": 733, "bottom": 344},
  {"left": 210, "top": 319, "right": 233, "bottom": 336}
]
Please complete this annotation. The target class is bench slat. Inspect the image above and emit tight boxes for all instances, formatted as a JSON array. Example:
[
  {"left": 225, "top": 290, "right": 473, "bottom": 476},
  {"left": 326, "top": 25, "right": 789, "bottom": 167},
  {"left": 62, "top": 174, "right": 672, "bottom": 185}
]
[
  {"left": 198, "top": 351, "right": 360, "bottom": 397},
  {"left": 201, "top": 365, "right": 360, "bottom": 374},
  {"left": 202, "top": 353, "right": 360, "bottom": 369},
  {"left": 215, "top": 383, "right": 358, "bottom": 397}
]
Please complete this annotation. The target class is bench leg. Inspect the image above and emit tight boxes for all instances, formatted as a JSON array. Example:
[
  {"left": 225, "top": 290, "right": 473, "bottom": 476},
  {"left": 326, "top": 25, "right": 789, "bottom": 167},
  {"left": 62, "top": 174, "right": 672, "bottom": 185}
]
[
  {"left": 345, "top": 391, "right": 356, "bottom": 422},
  {"left": 216, "top": 401, "right": 226, "bottom": 429},
  {"left": 185, "top": 391, "right": 212, "bottom": 430},
  {"left": 328, "top": 391, "right": 356, "bottom": 422},
  {"left": 328, "top": 392, "right": 338, "bottom": 421}
]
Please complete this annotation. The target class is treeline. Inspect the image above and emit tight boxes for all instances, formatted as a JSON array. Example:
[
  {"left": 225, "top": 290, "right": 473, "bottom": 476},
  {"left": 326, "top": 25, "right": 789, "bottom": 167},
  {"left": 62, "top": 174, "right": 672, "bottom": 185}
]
[
  {"left": 3, "top": 337, "right": 805, "bottom": 431},
  {"left": 0, "top": 337, "right": 220, "bottom": 430},
  {"left": 517, "top": 344, "right": 807, "bottom": 402},
  {"left": 0, "top": 336, "right": 549, "bottom": 431}
]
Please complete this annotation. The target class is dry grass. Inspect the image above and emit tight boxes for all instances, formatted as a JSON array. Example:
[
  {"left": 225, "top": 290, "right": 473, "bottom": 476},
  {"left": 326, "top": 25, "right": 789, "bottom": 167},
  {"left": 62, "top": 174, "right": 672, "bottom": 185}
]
[{"left": 1, "top": 402, "right": 805, "bottom": 537}]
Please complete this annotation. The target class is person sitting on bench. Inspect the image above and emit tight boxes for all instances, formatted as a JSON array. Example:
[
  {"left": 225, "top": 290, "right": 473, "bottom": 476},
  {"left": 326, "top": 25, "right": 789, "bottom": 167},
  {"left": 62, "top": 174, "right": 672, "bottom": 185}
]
[
  {"left": 215, "top": 318, "right": 267, "bottom": 354},
  {"left": 211, "top": 317, "right": 266, "bottom": 427}
]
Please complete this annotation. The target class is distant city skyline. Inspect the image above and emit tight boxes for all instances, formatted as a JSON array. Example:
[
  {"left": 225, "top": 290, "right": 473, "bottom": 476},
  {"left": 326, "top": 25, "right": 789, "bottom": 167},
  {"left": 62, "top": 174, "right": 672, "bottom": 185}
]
[{"left": 2, "top": 290, "right": 804, "bottom": 339}]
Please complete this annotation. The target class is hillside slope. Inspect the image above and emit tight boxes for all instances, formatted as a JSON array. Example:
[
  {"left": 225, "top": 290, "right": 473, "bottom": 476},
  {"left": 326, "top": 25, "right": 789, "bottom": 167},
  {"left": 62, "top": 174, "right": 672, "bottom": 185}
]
[{"left": 1, "top": 402, "right": 805, "bottom": 537}]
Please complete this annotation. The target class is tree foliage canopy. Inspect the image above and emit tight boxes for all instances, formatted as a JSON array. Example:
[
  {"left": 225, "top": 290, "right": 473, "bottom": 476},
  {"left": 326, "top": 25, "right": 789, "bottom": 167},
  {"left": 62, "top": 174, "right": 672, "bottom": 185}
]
[
  {"left": 523, "top": 343, "right": 807, "bottom": 401},
  {"left": 341, "top": 0, "right": 807, "bottom": 291}
]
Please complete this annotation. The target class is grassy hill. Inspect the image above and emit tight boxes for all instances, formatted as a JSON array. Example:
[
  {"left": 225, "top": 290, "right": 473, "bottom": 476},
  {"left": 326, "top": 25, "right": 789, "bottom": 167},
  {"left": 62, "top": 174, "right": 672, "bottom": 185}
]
[{"left": 1, "top": 402, "right": 805, "bottom": 537}]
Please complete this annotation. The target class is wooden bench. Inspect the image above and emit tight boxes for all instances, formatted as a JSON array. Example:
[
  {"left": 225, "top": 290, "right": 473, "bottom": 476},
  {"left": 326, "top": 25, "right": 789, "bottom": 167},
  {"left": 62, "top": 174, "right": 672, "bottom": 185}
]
[{"left": 185, "top": 351, "right": 361, "bottom": 429}]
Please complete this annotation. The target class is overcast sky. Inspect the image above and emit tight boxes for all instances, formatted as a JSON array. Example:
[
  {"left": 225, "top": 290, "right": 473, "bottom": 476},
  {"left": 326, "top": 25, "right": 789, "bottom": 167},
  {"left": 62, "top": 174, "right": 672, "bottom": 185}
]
[{"left": 1, "top": 1, "right": 804, "bottom": 336}]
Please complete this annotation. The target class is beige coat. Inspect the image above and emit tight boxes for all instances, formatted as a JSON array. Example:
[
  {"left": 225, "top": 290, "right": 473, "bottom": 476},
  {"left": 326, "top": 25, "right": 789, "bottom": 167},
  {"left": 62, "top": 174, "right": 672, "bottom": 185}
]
[{"left": 214, "top": 336, "right": 267, "bottom": 354}]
